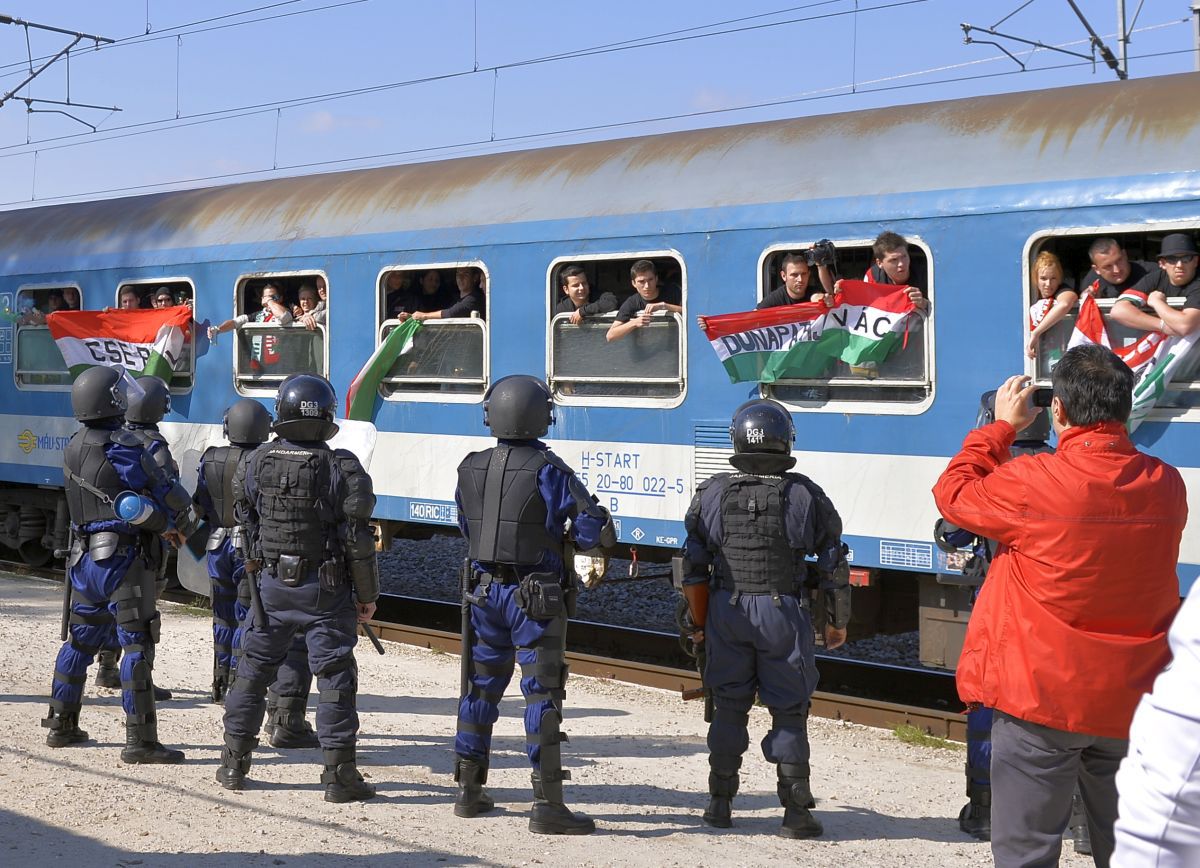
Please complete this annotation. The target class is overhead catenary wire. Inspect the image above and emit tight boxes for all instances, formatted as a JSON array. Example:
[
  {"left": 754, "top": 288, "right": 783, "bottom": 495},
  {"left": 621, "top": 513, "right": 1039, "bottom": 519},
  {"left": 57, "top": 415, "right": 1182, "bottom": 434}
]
[{"left": 2, "top": 42, "right": 1191, "bottom": 211}]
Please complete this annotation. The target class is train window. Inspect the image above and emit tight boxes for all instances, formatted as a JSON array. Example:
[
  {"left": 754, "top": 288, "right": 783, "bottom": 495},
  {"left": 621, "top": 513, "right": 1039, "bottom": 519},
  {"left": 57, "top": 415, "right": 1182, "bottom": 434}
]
[
  {"left": 228, "top": 272, "right": 328, "bottom": 395},
  {"left": 547, "top": 254, "right": 685, "bottom": 403},
  {"left": 760, "top": 240, "right": 932, "bottom": 407},
  {"left": 13, "top": 284, "right": 82, "bottom": 389},
  {"left": 1028, "top": 230, "right": 1200, "bottom": 412},
  {"left": 376, "top": 263, "right": 488, "bottom": 401},
  {"left": 115, "top": 279, "right": 196, "bottom": 391}
]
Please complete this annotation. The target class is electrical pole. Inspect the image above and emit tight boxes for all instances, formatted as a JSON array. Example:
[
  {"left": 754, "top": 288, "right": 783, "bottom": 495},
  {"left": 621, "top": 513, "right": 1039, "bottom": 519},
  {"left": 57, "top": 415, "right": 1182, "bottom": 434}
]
[
  {"left": 1192, "top": 0, "right": 1200, "bottom": 72},
  {"left": 1116, "top": 0, "right": 1128, "bottom": 76}
]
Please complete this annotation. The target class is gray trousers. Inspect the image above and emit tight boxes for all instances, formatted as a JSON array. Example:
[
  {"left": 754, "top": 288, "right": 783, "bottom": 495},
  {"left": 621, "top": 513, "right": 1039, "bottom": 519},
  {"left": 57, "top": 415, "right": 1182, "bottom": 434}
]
[{"left": 991, "top": 711, "right": 1128, "bottom": 868}]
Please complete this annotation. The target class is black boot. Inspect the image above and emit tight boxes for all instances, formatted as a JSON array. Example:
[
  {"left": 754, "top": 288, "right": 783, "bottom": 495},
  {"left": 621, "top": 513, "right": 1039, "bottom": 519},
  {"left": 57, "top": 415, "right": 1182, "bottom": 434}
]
[
  {"left": 322, "top": 747, "right": 376, "bottom": 803},
  {"left": 216, "top": 734, "right": 257, "bottom": 790},
  {"left": 958, "top": 783, "right": 991, "bottom": 841},
  {"left": 454, "top": 757, "right": 496, "bottom": 818},
  {"left": 42, "top": 705, "right": 91, "bottom": 748},
  {"left": 268, "top": 695, "right": 319, "bottom": 749},
  {"left": 94, "top": 649, "right": 121, "bottom": 689},
  {"left": 529, "top": 771, "right": 595, "bottom": 835},
  {"left": 1068, "top": 791, "right": 1092, "bottom": 856},
  {"left": 703, "top": 756, "right": 741, "bottom": 828},
  {"left": 121, "top": 717, "right": 184, "bottom": 764},
  {"left": 777, "top": 763, "right": 823, "bottom": 839},
  {"left": 211, "top": 664, "right": 230, "bottom": 705}
]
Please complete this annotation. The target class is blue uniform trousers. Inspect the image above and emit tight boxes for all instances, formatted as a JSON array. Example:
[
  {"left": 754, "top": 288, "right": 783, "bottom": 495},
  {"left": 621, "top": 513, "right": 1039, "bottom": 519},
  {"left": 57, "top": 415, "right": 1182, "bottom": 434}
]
[
  {"left": 208, "top": 537, "right": 245, "bottom": 671},
  {"left": 704, "top": 588, "right": 817, "bottom": 767},
  {"left": 50, "top": 546, "right": 158, "bottom": 718},
  {"left": 455, "top": 581, "right": 567, "bottom": 770},
  {"left": 223, "top": 570, "right": 358, "bottom": 748}
]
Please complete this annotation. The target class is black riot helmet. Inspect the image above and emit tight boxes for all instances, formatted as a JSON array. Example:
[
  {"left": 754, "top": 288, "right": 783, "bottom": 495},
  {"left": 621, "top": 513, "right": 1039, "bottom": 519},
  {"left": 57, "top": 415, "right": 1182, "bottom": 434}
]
[
  {"left": 71, "top": 365, "right": 128, "bottom": 422},
  {"left": 483, "top": 375, "right": 554, "bottom": 439},
  {"left": 273, "top": 373, "right": 340, "bottom": 441},
  {"left": 728, "top": 399, "right": 796, "bottom": 473},
  {"left": 224, "top": 398, "right": 272, "bottom": 446},
  {"left": 125, "top": 376, "right": 171, "bottom": 425}
]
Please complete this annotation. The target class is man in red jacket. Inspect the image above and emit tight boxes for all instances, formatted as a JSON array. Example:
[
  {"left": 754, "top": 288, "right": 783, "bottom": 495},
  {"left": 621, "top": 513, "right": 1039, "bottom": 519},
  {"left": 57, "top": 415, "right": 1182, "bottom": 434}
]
[{"left": 933, "top": 344, "right": 1186, "bottom": 868}]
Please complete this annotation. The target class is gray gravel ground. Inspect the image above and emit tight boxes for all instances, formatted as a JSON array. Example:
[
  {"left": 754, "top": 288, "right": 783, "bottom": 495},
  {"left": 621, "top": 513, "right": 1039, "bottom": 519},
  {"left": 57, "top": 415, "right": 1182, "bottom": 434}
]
[
  {"left": 2, "top": 573, "right": 1098, "bottom": 867},
  {"left": 379, "top": 536, "right": 928, "bottom": 667}
]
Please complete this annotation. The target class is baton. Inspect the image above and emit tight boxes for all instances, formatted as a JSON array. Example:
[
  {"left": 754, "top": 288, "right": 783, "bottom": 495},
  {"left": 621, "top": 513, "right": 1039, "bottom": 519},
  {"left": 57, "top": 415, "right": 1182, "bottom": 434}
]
[{"left": 361, "top": 621, "right": 385, "bottom": 655}]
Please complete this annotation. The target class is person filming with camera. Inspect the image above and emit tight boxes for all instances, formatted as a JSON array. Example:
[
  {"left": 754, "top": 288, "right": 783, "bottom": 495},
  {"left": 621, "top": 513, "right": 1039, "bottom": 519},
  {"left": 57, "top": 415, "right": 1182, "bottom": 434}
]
[{"left": 932, "top": 344, "right": 1186, "bottom": 868}]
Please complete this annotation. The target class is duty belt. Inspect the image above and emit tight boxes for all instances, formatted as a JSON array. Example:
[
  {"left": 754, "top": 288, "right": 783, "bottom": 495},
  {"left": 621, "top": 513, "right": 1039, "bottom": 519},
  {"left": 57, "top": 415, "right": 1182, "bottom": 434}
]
[{"left": 475, "top": 563, "right": 523, "bottom": 586}]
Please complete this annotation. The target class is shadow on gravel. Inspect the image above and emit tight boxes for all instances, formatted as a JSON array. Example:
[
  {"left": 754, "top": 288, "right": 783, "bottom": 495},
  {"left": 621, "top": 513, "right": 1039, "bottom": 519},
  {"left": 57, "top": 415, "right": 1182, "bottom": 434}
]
[
  {"left": 808, "top": 803, "right": 969, "bottom": 844},
  {"left": 355, "top": 692, "right": 630, "bottom": 720},
  {"left": 0, "top": 806, "right": 493, "bottom": 865}
]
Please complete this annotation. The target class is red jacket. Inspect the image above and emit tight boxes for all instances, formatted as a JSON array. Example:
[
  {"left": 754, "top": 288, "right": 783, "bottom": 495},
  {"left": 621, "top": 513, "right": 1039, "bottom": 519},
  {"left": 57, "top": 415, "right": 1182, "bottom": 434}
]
[{"left": 933, "top": 420, "right": 1186, "bottom": 739}]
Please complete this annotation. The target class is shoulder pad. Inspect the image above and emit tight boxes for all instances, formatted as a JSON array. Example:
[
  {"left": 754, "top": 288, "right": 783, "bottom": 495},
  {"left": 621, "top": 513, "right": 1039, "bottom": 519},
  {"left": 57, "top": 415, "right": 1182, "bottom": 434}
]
[
  {"left": 109, "top": 429, "right": 143, "bottom": 447},
  {"left": 332, "top": 448, "right": 366, "bottom": 471},
  {"left": 542, "top": 450, "right": 575, "bottom": 476},
  {"left": 695, "top": 475, "right": 723, "bottom": 494}
]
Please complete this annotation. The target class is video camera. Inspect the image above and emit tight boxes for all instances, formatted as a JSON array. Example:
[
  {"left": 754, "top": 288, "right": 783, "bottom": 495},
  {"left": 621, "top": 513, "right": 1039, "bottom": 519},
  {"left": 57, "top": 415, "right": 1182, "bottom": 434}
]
[{"left": 806, "top": 239, "right": 837, "bottom": 269}]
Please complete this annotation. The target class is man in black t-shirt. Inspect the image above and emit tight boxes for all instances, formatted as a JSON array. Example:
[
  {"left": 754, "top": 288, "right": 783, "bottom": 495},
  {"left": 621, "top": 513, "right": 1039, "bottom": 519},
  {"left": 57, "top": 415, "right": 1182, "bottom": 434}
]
[
  {"left": 606, "top": 260, "right": 682, "bottom": 343},
  {"left": 1078, "top": 237, "right": 1159, "bottom": 300},
  {"left": 402, "top": 267, "right": 486, "bottom": 322},
  {"left": 758, "top": 253, "right": 823, "bottom": 309},
  {"left": 555, "top": 265, "right": 618, "bottom": 324},
  {"left": 1111, "top": 233, "right": 1200, "bottom": 338}
]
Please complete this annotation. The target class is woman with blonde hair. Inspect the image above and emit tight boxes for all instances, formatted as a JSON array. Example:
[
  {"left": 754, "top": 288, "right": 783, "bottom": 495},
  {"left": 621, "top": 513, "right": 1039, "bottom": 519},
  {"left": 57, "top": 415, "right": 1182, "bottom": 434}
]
[{"left": 1026, "top": 250, "right": 1077, "bottom": 359}]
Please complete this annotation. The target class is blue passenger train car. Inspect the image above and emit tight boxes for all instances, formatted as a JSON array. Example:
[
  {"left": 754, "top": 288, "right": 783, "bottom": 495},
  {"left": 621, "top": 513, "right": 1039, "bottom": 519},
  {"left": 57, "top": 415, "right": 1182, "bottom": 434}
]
[{"left": 0, "top": 72, "right": 1197, "bottom": 609}]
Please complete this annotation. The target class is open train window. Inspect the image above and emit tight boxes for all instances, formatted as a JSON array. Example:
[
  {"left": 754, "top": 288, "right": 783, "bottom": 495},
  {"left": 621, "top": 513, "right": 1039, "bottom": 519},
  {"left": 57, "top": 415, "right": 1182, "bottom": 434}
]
[
  {"left": 13, "top": 283, "right": 82, "bottom": 389},
  {"left": 115, "top": 278, "right": 196, "bottom": 391},
  {"left": 376, "top": 263, "right": 488, "bottom": 402},
  {"left": 547, "top": 253, "right": 686, "bottom": 405},
  {"left": 760, "top": 239, "right": 933, "bottom": 409},
  {"left": 1027, "top": 228, "right": 1200, "bottom": 414},
  {"left": 227, "top": 272, "right": 327, "bottom": 396}
]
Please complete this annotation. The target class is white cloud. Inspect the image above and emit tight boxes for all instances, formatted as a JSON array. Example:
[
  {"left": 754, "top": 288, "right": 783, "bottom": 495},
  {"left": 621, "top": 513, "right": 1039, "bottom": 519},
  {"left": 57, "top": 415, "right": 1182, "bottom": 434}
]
[{"left": 300, "top": 110, "right": 383, "bottom": 134}]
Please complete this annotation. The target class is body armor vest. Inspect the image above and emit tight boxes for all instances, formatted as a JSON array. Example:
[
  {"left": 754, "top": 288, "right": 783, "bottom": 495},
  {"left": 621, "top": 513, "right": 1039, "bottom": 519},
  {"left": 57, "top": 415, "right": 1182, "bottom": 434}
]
[
  {"left": 63, "top": 427, "right": 126, "bottom": 526},
  {"left": 252, "top": 441, "right": 336, "bottom": 563},
  {"left": 457, "top": 445, "right": 559, "bottom": 566},
  {"left": 712, "top": 473, "right": 802, "bottom": 595},
  {"left": 127, "top": 426, "right": 179, "bottom": 480},
  {"left": 201, "top": 444, "right": 249, "bottom": 528}
]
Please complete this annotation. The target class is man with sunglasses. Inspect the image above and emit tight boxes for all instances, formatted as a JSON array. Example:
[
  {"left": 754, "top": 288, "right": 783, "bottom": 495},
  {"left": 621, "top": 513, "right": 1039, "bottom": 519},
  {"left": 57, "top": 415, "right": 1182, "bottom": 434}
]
[{"left": 1110, "top": 234, "right": 1200, "bottom": 338}]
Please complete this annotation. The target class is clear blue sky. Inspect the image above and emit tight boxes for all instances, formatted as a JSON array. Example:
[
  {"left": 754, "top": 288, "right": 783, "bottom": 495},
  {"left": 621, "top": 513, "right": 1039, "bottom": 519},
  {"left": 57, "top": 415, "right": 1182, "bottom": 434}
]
[{"left": 0, "top": 0, "right": 1194, "bottom": 209}]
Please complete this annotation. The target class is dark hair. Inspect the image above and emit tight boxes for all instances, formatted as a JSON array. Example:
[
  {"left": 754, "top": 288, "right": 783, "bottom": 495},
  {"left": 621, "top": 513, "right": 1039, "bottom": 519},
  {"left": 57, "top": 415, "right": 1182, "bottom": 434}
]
[
  {"left": 1088, "top": 237, "right": 1121, "bottom": 261},
  {"left": 1052, "top": 344, "right": 1134, "bottom": 426},
  {"left": 872, "top": 231, "right": 907, "bottom": 260},
  {"left": 560, "top": 264, "right": 586, "bottom": 287},
  {"left": 779, "top": 252, "right": 809, "bottom": 271},
  {"left": 630, "top": 259, "right": 656, "bottom": 280}
]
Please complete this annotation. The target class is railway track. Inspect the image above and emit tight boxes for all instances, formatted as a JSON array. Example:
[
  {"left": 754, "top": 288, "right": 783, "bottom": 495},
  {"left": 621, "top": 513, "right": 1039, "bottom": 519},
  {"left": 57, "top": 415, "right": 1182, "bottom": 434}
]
[{"left": 9, "top": 561, "right": 966, "bottom": 742}]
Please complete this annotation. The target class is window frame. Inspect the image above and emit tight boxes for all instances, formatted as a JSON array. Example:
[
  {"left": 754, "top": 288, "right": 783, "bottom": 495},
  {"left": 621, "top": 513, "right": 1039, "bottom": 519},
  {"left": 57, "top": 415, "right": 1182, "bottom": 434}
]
[
  {"left": 231, "top": 269, "right": 330, "bottom": 398},
  {"left": 114, "top": 276, "right": 197, "bottom": 394},
  {"left": 1022, "top": 223, "right": 1200, "bottom": 423},
  {"left": 756, "top": 237, "right": 936, "bottom": 416},
  {"left": 13, "top": 281, "right": 84, "bottom": 392},
  {"left": 374, "top": 260, "right": 490, "bottom": 405},
  {"left": 544, "top": 249, "right": 688, "bottom": 409}
]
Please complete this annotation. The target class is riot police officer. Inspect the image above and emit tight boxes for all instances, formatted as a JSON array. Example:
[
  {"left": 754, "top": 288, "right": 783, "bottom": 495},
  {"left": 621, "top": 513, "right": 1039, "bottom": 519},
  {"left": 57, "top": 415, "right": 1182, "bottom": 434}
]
[
  {"left": 680, "top": 399, "right": 851, "bottom": 839},
  {"left": 217, "top": 374, "right": 379, "bottom": 802},
  {"left": 193, "top": 398, "right": 272, "bottom": 702},
  {"left": 43, "top": 365, "right": 191, "bottom": 763},
  {"left": 94, "top": 375, "right": 183, "bottom": 699},
  {"left": 934, "top": 392, "right": 1067, "bottom": 846},
  {"left": 453, "top": 375, "right": 615, "bottom": 835}
]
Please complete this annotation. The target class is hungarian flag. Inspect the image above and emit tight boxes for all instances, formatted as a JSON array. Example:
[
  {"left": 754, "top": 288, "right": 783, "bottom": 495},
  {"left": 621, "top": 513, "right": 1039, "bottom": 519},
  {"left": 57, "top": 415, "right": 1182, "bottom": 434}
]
[
  {"left": 345, "top": 318, "right": 422, "bottom": 420},
  {"left": 1067, "top": 289, "right": 1200, "bottom": 431},
  {"left": 46, "top": 307, "right": 191, "bottom": 381},
  {"left": 702, "top": 281, "right": 918, "bottom": 383}
]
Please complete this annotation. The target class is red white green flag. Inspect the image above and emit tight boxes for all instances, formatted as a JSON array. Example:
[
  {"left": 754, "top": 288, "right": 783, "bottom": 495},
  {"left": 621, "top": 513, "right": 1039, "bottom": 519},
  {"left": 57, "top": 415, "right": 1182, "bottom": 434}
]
[
  {"left": 345, "top": 318, "right": 422, "bottom": 420},
  {"left": 46, "top": 307, "right": 192, "bottom": 381},
  {"left": 1067, "top": 289, "right": 1200, "bottom": 431},
  {"left": 702, "top": 281, "right": 918, "bottom": 383}
]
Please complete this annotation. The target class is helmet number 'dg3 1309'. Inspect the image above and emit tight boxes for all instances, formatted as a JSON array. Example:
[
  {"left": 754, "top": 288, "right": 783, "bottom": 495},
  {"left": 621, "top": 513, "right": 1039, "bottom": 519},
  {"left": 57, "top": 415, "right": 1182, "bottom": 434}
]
[{"left": 300, "top": 400, "right": 322, "bottom": 417}]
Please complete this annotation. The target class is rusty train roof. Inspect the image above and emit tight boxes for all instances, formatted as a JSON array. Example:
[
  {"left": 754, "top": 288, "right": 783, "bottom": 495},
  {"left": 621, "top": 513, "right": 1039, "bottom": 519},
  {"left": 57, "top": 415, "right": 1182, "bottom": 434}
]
[{"left": 3, "top": 72, "right": 1200, "bottom": 262}]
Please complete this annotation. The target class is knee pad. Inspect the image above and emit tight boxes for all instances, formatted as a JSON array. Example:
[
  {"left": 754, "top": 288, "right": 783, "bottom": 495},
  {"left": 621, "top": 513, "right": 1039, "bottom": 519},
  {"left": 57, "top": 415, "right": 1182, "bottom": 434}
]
[
  {"left": 534, "top": 705, "right": 570, "bottom": 783},
  {"left": 122, "top": 658, "right": 156, "bottom": 722},
  {"left": 521, "top": 642, "right": 566, "bottom": 691}
]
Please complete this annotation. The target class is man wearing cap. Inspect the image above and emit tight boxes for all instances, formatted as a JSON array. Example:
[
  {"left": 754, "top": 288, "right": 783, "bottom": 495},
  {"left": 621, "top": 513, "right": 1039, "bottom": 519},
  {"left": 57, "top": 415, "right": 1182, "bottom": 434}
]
[
  {"left": 151, "top": 287, "right": 177, "bottom": 309},
  {"left": 1109, "top": 233, "right": 1200, "bottom": 338}
]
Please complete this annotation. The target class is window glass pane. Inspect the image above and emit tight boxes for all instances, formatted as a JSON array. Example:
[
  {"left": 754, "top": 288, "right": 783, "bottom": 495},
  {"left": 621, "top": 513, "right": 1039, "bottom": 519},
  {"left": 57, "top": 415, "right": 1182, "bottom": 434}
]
[
  {"left": 551, "top": 315, "right": 682, "bottom": 399},
  {"left": 16, "top": 326, "right": 69, "bottom": 387},
  {"left": 235, "top": 325, "right": 324, "bottom": 385},
  {"left": 380, "top": 320, "right": 485, "bottom": 395}
]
